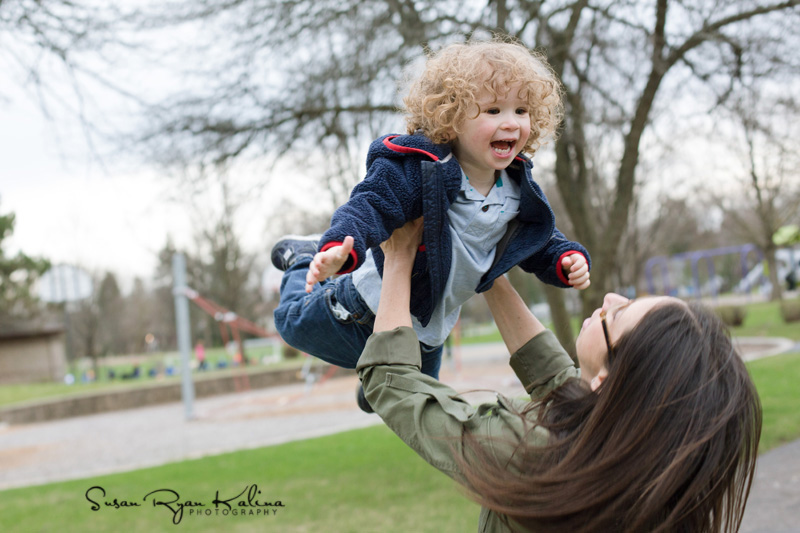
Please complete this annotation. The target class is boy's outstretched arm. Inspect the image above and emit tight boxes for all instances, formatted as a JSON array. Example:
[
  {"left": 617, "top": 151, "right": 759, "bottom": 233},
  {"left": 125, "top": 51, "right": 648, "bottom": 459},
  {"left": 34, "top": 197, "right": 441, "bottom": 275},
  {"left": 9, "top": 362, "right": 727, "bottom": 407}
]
[
  {"left": 305, "top": 236, "right": 355, "bottom": 293},
  {"left": 561, "top": 253, "right": 590, "bottom": 290},
  {"left": 517, "top": 227, "right": 590, "bottom": 289}
]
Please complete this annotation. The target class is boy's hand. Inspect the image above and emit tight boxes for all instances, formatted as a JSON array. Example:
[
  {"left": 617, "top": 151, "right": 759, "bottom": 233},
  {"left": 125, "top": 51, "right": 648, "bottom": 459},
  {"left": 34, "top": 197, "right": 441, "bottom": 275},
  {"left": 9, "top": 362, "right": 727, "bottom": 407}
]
[
  {"left": 562, "top": 253, "right": 590, "bottom": 290},
  {"left": 305, "top": 236, "right": 354, "bottom": 293}
]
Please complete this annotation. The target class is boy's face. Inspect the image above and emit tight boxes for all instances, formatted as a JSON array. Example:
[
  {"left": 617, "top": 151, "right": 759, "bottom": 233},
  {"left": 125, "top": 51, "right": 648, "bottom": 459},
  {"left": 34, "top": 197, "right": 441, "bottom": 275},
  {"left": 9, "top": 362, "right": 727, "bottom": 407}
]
[{"left": 450, "top": 83, "right": 531, "bottom": 183}]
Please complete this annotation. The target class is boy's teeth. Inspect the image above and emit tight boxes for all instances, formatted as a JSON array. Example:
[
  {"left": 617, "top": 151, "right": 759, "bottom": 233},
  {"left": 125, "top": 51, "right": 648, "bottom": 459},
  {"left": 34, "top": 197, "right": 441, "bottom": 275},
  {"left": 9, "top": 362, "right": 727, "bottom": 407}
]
[{"left": 492, "top": 141, "right": 513, "bottom": 153}]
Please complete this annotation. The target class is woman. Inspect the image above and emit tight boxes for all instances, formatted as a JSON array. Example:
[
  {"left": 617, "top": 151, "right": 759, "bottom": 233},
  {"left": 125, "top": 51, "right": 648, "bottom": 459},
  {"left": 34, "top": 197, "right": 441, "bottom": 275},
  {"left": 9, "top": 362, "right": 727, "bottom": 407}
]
[{"left": 356, "top": 219, "right": 761, "bottom": 533}]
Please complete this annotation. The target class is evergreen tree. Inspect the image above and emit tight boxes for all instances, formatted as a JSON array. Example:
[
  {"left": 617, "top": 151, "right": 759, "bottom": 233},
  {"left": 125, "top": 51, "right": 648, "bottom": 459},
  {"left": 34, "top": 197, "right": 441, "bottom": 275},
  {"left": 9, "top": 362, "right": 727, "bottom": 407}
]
[{"left": 0, "top": 206, "right": 50, "bottom": 319}]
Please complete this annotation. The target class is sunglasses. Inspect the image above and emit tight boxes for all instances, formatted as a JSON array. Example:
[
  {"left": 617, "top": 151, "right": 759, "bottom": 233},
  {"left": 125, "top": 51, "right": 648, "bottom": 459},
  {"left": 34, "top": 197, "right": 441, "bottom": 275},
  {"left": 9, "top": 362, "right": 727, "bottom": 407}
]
[{"left": 599, "top": 299, "right": 635, "bottom": 358}]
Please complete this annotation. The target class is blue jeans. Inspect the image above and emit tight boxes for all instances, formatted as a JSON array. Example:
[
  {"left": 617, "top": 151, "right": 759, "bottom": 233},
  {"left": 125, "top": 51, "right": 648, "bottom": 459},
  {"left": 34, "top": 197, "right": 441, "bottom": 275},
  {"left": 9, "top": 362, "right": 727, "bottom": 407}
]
[{"left": 273, "top": 258, "right": 443, "bottom": 379}]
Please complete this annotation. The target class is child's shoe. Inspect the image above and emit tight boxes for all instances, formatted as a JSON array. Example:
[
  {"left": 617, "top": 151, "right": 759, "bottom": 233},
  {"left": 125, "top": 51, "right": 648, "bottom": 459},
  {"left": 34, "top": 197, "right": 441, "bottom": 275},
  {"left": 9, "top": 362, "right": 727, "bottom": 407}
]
[
  {"left": 355, "top": 384, "right": 374, "bottom": 414},
  {"left": 270, "top": 235, "right": 321, "bottom": 271}
]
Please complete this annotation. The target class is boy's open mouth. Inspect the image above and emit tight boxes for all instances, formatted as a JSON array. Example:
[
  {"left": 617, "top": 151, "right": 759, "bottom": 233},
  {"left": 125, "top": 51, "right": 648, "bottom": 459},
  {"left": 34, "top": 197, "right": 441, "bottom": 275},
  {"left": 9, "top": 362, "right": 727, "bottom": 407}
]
[{"left": 491, "top": 140, "right": 515, "bottom": 154}]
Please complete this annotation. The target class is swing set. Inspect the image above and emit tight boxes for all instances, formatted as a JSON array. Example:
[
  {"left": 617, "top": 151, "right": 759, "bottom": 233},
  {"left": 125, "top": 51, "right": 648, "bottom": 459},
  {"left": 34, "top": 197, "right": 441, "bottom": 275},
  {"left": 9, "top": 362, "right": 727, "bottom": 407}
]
[{"left": 180, "top": 287, "right": 339, "bottom": 393}]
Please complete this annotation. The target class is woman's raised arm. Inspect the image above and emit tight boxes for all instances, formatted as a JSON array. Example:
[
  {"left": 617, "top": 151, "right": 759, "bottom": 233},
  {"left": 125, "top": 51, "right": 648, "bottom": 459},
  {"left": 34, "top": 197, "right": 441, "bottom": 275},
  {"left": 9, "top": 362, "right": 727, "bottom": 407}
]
[
  {"left": 483, "top": 275, "right": 547, "bottom": 355},
  {"left": 372, "top": 217, "right": 423, "bottom": 333}
]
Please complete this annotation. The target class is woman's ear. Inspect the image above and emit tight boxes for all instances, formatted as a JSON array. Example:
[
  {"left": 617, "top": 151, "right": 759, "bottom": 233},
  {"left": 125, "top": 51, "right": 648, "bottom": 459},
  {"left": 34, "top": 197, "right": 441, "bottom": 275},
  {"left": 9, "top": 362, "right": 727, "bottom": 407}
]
[{"left": 590, "top": 368, "right": 608, "bottom": 392}]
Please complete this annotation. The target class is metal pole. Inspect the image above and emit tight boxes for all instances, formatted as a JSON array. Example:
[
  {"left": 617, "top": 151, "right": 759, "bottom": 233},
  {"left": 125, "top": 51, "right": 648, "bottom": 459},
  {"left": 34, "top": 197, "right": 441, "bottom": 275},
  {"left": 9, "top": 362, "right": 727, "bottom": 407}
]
[{"left": 172, "top": 253, "right": 195, "bottom": 421}]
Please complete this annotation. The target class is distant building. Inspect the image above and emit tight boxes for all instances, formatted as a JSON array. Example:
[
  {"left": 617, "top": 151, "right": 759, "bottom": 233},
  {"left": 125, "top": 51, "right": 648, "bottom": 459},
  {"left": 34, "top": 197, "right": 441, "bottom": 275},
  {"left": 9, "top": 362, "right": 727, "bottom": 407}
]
[{"left": 0, "top": 322, "right": 66, "bottom": 384}]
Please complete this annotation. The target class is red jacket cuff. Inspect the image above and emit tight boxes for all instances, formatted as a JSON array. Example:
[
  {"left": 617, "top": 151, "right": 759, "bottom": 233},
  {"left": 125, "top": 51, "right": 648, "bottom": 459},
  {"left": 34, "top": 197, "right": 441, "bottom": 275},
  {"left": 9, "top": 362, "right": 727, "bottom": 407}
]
[
  {"left": 556, "top": 251, "right": 586, "bottom": 286},
  {"left": 320, "top": 241, "right": 358, "bottom": 274}
]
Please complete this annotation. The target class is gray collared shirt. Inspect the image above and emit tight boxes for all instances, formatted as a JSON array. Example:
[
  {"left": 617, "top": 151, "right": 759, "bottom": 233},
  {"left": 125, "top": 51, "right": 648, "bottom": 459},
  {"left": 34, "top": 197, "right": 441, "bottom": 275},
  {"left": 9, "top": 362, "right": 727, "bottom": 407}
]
[{"left": 353, "top": 168, "right": 521, "bottom": 346}]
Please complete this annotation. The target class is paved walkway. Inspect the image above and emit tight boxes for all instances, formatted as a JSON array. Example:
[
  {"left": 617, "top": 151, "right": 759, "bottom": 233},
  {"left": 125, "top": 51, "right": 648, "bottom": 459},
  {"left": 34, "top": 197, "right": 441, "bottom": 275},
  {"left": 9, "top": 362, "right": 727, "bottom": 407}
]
[
  {"left": 740, "top": 438, "right": 800, "bottom": 533},
  {"left": 0, "top": 339, "right": 797, "bottom": 531},
  {"left": 0, "top": 343, "right": 525, "bottom": 491}
]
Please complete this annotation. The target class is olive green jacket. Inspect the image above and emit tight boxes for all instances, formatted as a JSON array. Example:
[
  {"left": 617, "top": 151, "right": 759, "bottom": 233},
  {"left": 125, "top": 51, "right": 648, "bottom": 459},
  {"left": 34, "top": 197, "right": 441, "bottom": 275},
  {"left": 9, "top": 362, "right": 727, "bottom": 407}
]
[{"left": 356, "top": 327, "right": 579, "bottom": 532}]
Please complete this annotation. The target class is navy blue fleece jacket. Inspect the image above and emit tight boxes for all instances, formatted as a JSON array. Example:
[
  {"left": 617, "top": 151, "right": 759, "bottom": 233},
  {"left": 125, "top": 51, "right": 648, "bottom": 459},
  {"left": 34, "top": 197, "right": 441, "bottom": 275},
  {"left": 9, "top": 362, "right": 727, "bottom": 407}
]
[{"left": 319, "top": 133, "right": 590, "bottom": 327}]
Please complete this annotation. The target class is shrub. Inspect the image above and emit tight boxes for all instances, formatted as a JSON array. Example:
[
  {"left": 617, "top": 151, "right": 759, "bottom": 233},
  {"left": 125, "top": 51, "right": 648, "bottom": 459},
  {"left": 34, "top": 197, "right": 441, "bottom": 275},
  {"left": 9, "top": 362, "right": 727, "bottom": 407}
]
[
  {"left": 780, "top": 299, "right": 800, "bottom": 323},
  {"left": 714, "top": 305, "right": 748, "bottom": 327}
]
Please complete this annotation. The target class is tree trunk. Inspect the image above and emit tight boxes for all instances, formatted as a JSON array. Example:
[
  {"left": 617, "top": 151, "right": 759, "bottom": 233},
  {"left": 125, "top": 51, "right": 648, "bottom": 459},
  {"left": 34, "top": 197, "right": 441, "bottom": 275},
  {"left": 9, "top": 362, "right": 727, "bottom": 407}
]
[
  {"left": 580, "top": 276, "right": 605, "bottom": 322},
  {"left": 764, "top": 245, "right": 784, "bottom": 301}
]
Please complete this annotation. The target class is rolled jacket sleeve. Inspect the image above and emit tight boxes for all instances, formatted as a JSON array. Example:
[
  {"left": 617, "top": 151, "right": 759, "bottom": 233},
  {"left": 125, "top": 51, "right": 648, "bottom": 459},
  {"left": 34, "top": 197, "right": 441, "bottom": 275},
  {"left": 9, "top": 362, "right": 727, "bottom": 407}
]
[
  {"left": 356, "top": 327, "right": 579, "bottom": 480},
  {"left": 509, "top": 330, "right": 580, "bottom": 400},
  {"left": 357, "top": 327, "right": 477, "bottom": 475}
]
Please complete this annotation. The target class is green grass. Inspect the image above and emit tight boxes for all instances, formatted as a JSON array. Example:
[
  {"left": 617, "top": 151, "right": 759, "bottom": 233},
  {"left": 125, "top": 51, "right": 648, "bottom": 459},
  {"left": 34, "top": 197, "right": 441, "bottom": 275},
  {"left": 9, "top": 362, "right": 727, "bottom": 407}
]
[
  {"left": 0, "top": 350, "right": 797, "bottom": 532},
  {"left": 459, "top": 297, "right": 800, "bottom": 344},
  {"left": 459, "top": 328, "right": 502, "bottom": 345},
  {"left": 0, "top": 352, "right": 309, "bottom": 409},
  {"left": 0, "top": 424, "right": 477, "bottom": 533},
  {"left": 2, "top": 297, "right": 796, "bottom": 409},
  {"left": 2, "top": 296, "right": 796, "bottom": 408},
  {"left": 460, "top": 317, "right": 582, "bottom": 345},
  {"left": 456, "top": 299, "right": 800, "bottom": 453},
  {"left": 0, "top": 379, "right": 170, "bottom": 408},
  {"left": 747, "top": 350, "right": 800, "bottom": 451},
  {"left": 729, "top": 299, "right": 800, "bottom": 340}
]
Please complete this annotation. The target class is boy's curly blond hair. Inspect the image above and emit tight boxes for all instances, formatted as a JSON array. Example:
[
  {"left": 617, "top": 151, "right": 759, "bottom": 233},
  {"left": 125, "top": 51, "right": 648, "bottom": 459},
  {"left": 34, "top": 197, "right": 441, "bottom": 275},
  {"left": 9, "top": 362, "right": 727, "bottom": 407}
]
[{"left": 403, "top": 38, "right": 563, "bottom": 155}]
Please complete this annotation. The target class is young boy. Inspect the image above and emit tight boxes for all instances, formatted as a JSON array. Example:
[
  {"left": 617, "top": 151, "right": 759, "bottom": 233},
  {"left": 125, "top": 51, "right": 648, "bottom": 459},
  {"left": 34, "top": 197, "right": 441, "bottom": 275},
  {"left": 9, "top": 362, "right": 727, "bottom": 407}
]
[{"left": 271, "top": 39, "right": 590, "bottom": 412}]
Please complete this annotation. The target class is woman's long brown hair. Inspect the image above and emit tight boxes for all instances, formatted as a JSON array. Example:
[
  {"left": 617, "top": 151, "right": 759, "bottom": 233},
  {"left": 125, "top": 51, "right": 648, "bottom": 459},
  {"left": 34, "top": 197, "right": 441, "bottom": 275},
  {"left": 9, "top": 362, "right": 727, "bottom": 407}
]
[{"left": 458, "top": 301, "right": 762, "bottom": 532}]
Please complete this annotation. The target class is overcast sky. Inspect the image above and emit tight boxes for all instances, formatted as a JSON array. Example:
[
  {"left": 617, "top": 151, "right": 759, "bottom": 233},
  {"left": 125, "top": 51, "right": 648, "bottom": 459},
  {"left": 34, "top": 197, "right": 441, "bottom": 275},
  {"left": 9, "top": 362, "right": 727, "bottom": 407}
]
[
  {"left": 0, "top": 80, "right": 731, "bottom": 295},
  {"left": 1, "top": 24, "right": 783, "bottom": 299},
  {"left": 1, "top": 86, "right": 194, "bottom": 287},
  {"left": 1, "top": 77, "right": 332, "bottom": 297}
]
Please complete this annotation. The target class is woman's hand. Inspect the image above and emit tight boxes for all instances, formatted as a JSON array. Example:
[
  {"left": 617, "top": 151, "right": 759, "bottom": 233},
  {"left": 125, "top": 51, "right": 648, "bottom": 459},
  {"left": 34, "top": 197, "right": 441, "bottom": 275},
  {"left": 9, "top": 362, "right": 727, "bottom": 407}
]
[{"left": 380, "top": 217, "right": 424, "bottom": 265}]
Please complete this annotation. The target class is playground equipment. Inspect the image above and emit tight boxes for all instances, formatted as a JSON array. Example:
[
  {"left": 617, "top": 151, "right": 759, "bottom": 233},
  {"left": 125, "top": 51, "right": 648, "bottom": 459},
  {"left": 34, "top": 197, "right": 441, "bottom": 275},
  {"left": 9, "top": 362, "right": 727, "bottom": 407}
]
[
  {"left": 645, "top": 243, "right": 800, "bottom": 298},
  {"left": 734, "top": 247, "right": 800, "bottom": 293},
  {"left": 172, "top": 253, "right": 340, "bottom": 419},
  {"left": 773, "top": 225, "right": 800, "bottom": 291},
  {"left": 645, "top": 244, "right": 762, "bottom": 298}
]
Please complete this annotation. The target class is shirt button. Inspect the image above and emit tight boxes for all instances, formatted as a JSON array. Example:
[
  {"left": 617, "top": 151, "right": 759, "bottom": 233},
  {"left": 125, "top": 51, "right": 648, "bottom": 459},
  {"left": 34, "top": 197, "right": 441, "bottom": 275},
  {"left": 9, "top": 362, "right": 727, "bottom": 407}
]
[{"left": 481, "top": 205, "right": 489, "bottom": 212}]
